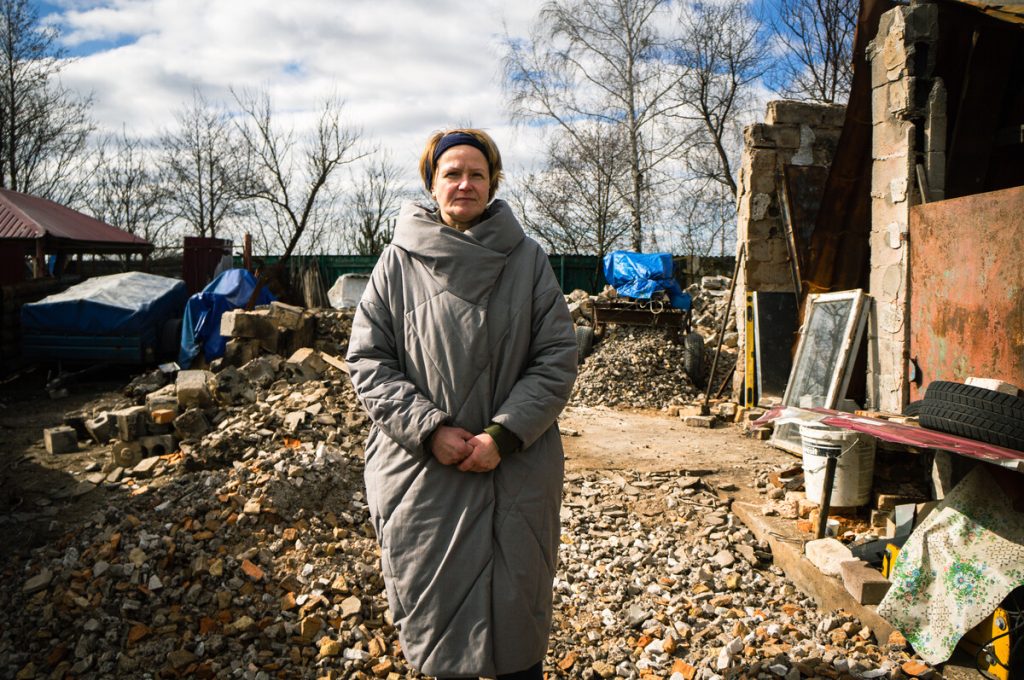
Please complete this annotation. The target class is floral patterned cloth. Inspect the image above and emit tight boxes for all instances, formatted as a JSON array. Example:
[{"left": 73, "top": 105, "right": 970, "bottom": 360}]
[{"left": 877, "top": 465, "right": 1024, "bottom": 663}]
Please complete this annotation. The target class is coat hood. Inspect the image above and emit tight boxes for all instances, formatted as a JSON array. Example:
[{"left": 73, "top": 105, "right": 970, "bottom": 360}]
[{"left": 390, "top": 199, "right": 525, "bottom": 302}]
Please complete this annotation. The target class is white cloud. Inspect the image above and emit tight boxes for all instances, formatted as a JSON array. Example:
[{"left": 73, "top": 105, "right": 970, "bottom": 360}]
[{"left": 53, "top": 0, "right": 549, "bottom": 184}]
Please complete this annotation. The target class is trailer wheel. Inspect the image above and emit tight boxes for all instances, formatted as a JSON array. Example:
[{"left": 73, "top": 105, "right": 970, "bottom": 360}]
[
  {"left": 575, "top": 326, "right": 594, "bottom": 364},
  {"left": 919, "top": 380, "right": 1024, "bottom": 451},
  {"left": 683, "top": 332, "right": 705, "bottom": 385}
]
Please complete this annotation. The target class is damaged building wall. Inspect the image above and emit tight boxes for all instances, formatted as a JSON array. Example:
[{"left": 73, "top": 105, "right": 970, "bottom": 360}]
[
  {"left": 865, "top": 4, "right": 941, "bottom": 412},
  {"left": 733, "top": 101, "right": 846, "bottom": 398}
]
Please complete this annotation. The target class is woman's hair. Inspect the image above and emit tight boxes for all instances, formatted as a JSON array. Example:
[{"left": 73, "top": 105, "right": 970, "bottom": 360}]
[{"left": 419, "top": 128, "right": 504, "bottom": 201}]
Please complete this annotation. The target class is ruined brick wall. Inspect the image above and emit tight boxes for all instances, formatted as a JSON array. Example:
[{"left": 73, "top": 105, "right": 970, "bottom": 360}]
[
  {"left": 733, "top": 100, "right": 846, "bottom": 399},
  {"left": 866, "top": 3, "right": 941, "bottom": 412}
]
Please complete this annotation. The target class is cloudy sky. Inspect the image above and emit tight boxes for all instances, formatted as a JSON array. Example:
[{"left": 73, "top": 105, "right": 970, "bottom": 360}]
[{"left": 40, "top": 0, "right": 549, "bottom": 181}]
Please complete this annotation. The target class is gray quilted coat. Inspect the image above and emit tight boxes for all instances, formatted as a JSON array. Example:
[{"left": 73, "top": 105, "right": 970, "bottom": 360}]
[{"left": 346, "top": 200, "right": 578, "bottom": 677}]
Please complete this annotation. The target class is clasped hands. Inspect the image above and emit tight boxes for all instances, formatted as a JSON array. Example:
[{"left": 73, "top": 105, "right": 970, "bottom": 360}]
[{"left": 429, "top": 425, "right": 500, "bottom": 472}]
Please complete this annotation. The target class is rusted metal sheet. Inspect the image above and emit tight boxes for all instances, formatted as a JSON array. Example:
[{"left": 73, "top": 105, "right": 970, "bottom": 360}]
[{"left": 909, "top": 185, "right": 1024, "bottom": 399}]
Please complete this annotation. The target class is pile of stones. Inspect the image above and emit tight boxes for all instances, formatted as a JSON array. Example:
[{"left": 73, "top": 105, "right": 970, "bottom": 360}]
[
  {"left": 569, "top": 277, "right": 739, "bottom": 411},
  {"left": 549, "top": 469, "right": 933, "bottom": 680}
]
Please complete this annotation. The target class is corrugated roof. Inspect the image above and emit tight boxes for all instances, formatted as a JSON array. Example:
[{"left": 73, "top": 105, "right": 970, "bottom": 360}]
[{"left": 0, "top": 188, "right": 152, "bottom": 252}]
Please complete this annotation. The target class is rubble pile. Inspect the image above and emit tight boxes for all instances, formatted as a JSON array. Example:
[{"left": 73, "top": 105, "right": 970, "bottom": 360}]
[
  {"left": 549, "top": 470, "right": 928, "bottom": 679},
  {"left": 568, "top": 278, "right": 739, "bottom": 411},
  {"left": 571, "top": 327, "right": 702, "bottom": 409}
]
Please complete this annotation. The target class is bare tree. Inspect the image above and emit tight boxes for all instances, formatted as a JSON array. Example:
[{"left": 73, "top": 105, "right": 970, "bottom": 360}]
[
  {"left": 672, "top": 0, "right": 767, "bottom": 198},
  {"left": 668, "top": 180, "right": 735, "bottom": 258},
  {"left": 508, "top": 125, "right": 632, "bottom": 260},
  {"left": 503, "top": 0, "right": 688, "bottom": 252},
  {"left": 233, "top": 88, "right": 364, "bottom": 259},
  {"left": 90, "top": 128, "right": 171, "bottom": 247},
  {"left": 346, "top": 152, "right": 404, "bottom": 256},
  {"left": 768, "top": 0, "right": 858, "bottom": 103},
  {"left": 0, "top": 0, "right": 94, "bottom": 205},
  {"left": 159, "top": 90, "right": 247, "bottom": 239}
]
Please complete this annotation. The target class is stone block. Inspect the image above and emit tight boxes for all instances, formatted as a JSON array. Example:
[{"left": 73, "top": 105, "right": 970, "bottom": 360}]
[
  {"left": 85, "top": 413, "right": 114, "bottom": 444},
  {"left": 111, "top": 405, "right": 148, "bottom": 442},
  {"left": 140, "top": 434, "right": 177, "bottom": 457},
  {"left": 804, "top": 537, "right": 853, "bottom": 578},
  {"left": 44, "top": 426, "right": 78, "bottom": 455},
  {"left": 144, "top": 383, "right": 177, "bottom": 409},
  {"left": 683, "top": 415, "right": 715, "bottom": 428},
  {"left": 176, "top": 370, "right": 214, "bottom": 409},
  {"left": 765, "top": 100, "right": 833, "bottom": 126},
  {"left": 715, "top": 402, "right": 738, "bottom": 419},
  {"left": 840, "top": 559, "right": 891, "bottom": 605},
  {"left": 745, "top": 149, "right": 778, "bottom": 194},
  {"left": 174, "top": 408, "right": 211, "bottom": 441},
  {"left": 220, "top": 309, "right": 276, "bottom": 340},
  {"left": 269, "top": 301, "right": 306, "bottom": 331},
  {"left": 286, "top": 347, "right": 328, "bottom": 380},
  {"left": 915, "top": 501, "right": 939, "bottom": 527}
]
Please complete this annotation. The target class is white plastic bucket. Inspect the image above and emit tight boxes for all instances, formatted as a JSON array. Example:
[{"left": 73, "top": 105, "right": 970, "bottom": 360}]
[{"left": 800, "top": 423, "right": 876, "bottom": 507}]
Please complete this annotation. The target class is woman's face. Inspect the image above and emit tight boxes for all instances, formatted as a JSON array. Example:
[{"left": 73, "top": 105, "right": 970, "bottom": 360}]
[{"left": 433, "top": 145, "right": 490, "bottom": 230}]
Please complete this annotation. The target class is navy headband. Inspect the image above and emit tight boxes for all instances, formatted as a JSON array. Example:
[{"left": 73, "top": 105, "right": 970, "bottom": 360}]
[{"left": 428, "top": 132, "right": 490, "bottom": 189}]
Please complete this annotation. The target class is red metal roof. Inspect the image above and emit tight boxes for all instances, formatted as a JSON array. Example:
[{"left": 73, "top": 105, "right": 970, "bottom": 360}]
[{"left": 0, "top": 188, "right": 152, "bottom": 253}]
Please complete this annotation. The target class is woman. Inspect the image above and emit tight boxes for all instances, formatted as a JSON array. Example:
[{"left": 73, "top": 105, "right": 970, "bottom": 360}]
[{"left": 346, "top": 128, "right": 578, "bottom": 679}]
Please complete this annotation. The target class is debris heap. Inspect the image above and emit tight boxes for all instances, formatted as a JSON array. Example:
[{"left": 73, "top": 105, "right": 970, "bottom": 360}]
[{"left": 569, "top": 277, "right": 739, "bottom": 411}]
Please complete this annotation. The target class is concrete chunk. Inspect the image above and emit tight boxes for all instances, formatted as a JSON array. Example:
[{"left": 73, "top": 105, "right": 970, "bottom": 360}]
[
  {"left": 286, "top": 348, "right": 327, "bottom": 380},
  {"left": 269, "top": 301, "right": 306, "bottom": 330},
  {"left": 805, "top": 537, "right": 854, "bottom": 578},
  {"left": 111, "top": 405, "right": 148, "bottom": 441},
  {"left": 840, "top": 559, "right": 891, "bottom": 605},
  {"left": 85, "top": 412, "right": 114, "bottom": 444},
  {"left": 683, "top": 415, "right": 716, "bottom": 428},
  {"left": 133, "top": 455, "right": 163, "bottom": 478},
  {"left": 174, "top": 408, "right": 211, "bottom": 441},
  {"left": 176, "top": 370, "right": 214, "bottom": 409},
  {"left": 139, "top": 434, "right": 177, "bottom": 457},
  {"left": 220, "top": 309, "right": 276, "bottom": 340},
  {"left": 44, "top": 426, "right": 78, "bottom": 454}
]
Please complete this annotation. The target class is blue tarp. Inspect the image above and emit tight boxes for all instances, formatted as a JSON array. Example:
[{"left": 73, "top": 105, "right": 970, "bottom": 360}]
[
  {"left": 178, "top": 268, "right": 276, "bottom": 368},
  {"left": 21, "top": 271, "right": 187, "bottom": 336},
  {"left": 602, "top": 251, "right": 691, "bottom": 310}
]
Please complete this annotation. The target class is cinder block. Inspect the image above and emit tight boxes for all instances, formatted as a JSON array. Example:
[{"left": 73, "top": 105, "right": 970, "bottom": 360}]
[
  {"left": 683, "top": 415, "right": 715, "bottom": 429},
  {"left": 139, "top": 434, "right": 177, "bottom": 457},
  {"left": 805, "top": 538, "right": 854, "bottom": 578},
  {"left": 85, "top": 413, "right": 114, "bottom": 444},
  {"left": 220, "top": 310, "right": 276, "bottom": 340},
  {"left": 176, "top": 370, "right": 214, "bottom": 409},
  {"left": 841, "top": 559, "right": 891, "bottom": 605},
  {"left": 269, "top": 301, "right": 306, "bottom": 331},
  {"left": 111, "top": 405, "right": 148, "bottom": 442},
  {"left": 62, "top": 410, "right": 89, "bottom": 439},
  {"left": 44, "top": 426, "right": 78, "bottom": 454}
]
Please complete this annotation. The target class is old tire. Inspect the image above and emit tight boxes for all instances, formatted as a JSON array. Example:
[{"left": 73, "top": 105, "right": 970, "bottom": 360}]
[
  {"left": 919, "top": 380, "right": 1024, "bottom": 451},
  {"left": 575, "top": 326, "right": 594, "bottom": 363},
  {"left": 683, "top": 332, "right": 705, "bottom": 386}
]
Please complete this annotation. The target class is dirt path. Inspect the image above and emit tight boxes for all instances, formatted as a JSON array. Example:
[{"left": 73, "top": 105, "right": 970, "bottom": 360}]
[{"left": 560, "top": 404, "right": 794, "bottom": 486}]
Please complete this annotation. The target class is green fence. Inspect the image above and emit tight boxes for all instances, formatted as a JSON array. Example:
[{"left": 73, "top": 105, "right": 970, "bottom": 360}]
[
  {"left": 238, "top": 254, "right": 608, "bottom": 295},
  {"left": 235, "top": 253, "right": 734, "bottom": 295}
]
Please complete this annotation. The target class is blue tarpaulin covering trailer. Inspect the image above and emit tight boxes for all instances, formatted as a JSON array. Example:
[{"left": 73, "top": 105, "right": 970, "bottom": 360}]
[{"left": 20, "top": 271, "right": 188, "bottom": 363}]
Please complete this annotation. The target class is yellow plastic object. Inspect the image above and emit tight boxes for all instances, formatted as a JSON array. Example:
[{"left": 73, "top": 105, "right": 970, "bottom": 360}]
[
  {"left": 960, "top": 607, "right": 1012, "bottom": 680},
  {"left": 745, "top": 292, "right": 755, "bottom": 408},
  {"left": 881, "top": 544, "right": 900, "bottom": 579}
]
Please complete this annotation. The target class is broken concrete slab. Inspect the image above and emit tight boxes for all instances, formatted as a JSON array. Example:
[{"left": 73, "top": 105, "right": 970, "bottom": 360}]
[{"left": 173, "top": 408, "right": 211, "bottom": 441}]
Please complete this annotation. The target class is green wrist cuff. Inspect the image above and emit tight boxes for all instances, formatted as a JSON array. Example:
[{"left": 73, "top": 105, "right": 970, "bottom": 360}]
[{"left": 484, "top": 423, "right": 522, "bottom": 456}]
